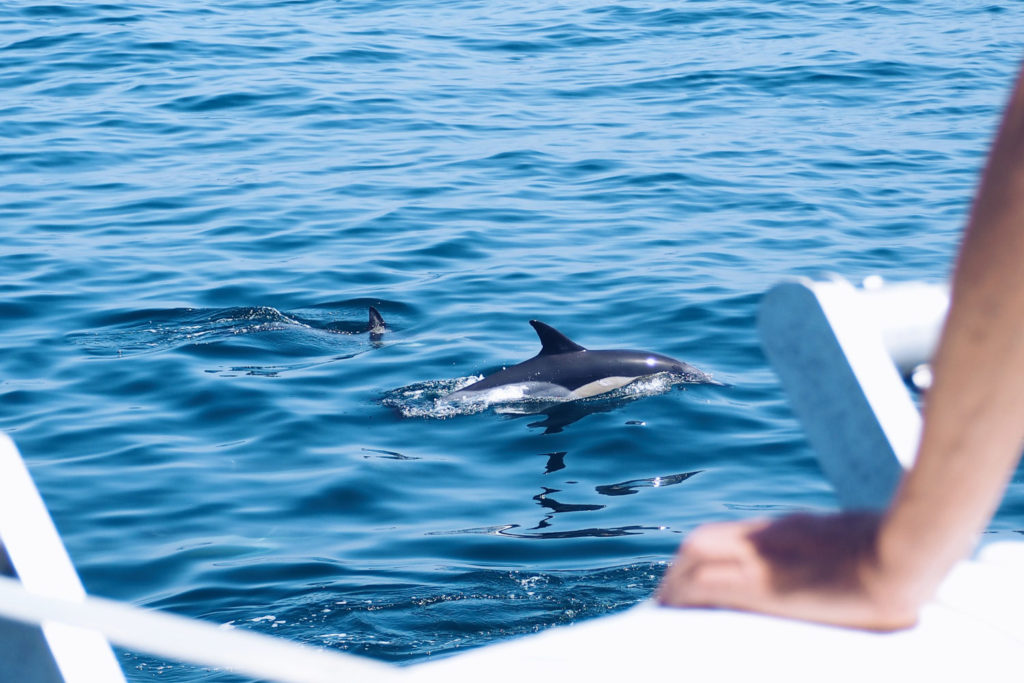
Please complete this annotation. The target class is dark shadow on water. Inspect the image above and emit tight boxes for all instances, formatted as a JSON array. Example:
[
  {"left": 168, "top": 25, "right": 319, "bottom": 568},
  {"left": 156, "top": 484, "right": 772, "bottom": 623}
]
[
  {"left": 521, "top": 396, "right": 637, "bottom": 434},
  {"left": 362, "top": 448, "right": 421, "bottom": 461},
  {"left": 539, "top": 451, "right": 566, "bottom": 474},
  {"left": 533, "top": 487, "right": 605, "bottom": 514}
]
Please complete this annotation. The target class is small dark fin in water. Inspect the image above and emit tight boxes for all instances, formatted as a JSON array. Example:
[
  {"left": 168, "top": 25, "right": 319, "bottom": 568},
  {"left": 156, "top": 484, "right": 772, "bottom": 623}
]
[
  {"left": 368, "top": 306, "right": 386, "bottom": 335},
  {"left": 529, "top": 320, "right": 586, "bottom": 356}
]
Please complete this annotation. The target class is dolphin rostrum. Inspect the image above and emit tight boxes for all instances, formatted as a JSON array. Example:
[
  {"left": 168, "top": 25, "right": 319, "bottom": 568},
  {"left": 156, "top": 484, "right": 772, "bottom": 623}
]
[{"left": 445, "top": 320, "right": 712, "bottom": 402}]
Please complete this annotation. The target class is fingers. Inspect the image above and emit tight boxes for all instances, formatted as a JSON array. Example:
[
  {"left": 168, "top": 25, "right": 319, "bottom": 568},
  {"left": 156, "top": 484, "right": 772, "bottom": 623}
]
[{"left": 656, "top": 519, "right": 772, "bottom": 609}]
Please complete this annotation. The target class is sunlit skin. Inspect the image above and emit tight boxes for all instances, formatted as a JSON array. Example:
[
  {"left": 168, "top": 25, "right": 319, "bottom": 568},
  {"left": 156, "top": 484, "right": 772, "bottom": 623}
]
[{"left": 657, "top": 60, "right": 1024, "bottom": 630}]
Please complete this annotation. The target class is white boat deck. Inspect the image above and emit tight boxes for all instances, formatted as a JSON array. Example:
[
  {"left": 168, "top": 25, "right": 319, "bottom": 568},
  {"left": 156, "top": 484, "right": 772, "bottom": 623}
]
[
  {"left": 2, "top": 276, "right": 1022, "bottom": 682},
  {"left": 421, "top": 554, "right": 1024, "bottom": 680}
]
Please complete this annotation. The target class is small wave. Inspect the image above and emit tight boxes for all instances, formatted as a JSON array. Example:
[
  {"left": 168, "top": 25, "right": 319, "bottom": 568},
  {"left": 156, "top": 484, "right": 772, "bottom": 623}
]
[
  {"left": 495, "top": 524, "right": 658, "bottom": 540},
  {"left": 68, "top": 306, "right": 309, "bottom": 357},
  {"left": 207, "top": 565, "right": 662, "bottom": 663},
  {"left": 378, "top": 377, "right": 485, "bottom": 419},
  {"left": 430, "top": 524, "right": 657, "bottom": 539},
  {"left": 68, "top": 304, "right": 391, "bottom": 359},
  {"left": 361, "top": 448, "right": 420, "bottom": 461},
  {"left": 595, "top": 471, "right": 702, "bottom": 497}
]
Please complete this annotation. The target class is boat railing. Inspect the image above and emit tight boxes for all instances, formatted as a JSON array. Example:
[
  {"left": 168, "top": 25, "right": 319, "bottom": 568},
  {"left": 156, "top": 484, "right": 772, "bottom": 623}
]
[{"left": 759, "top": 276, "right": 948, "bottom": 509}]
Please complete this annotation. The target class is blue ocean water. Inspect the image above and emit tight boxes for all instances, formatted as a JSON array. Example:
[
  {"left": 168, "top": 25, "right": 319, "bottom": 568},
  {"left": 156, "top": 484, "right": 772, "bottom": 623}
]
[{"left": 2, "top": 0, "right": 1024, "bottom": 678}]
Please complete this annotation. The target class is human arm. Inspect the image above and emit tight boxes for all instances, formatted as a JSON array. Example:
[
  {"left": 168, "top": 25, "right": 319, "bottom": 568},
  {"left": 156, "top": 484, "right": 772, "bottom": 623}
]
[{"left": 656, "top": 61, "right": 1024, "bottom": 630}]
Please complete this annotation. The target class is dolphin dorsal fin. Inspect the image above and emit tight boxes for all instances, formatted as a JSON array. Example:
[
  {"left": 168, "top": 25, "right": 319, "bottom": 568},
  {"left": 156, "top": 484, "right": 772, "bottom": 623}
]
[
  {"left": 368, "top": 306, "right": 386, "bottom": 332},
  {"left": 530, "top": 320, "right": 586, "bottom": 355}
]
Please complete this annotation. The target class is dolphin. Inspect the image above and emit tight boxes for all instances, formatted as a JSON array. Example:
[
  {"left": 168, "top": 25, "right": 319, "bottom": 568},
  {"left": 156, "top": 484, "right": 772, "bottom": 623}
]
[{"left": 445, "top": 320, "right": 712, "bottom": 402}]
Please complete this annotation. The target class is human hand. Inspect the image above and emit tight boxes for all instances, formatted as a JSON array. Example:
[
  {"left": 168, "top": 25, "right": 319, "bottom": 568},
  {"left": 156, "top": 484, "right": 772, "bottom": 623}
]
[{"left": 655, "top": 511, "right": 918, "bottom": 631}]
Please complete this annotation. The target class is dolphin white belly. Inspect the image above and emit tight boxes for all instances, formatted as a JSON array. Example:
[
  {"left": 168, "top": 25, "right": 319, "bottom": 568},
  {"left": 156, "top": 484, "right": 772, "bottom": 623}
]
[{"left": 567, "top": 376, "right": 639, "bottom": 399}]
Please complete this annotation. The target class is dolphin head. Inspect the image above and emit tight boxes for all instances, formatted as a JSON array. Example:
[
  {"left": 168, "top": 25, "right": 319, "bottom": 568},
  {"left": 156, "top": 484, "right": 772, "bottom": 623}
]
[{"left": 663, "top": 355, "right": 714, "bottom": 382}]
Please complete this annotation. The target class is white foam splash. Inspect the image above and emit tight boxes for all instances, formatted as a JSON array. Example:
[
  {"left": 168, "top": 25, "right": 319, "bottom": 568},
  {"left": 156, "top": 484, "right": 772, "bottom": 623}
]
[{"left": 380, "top": 370, "right": 701, "bottom": 421}]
